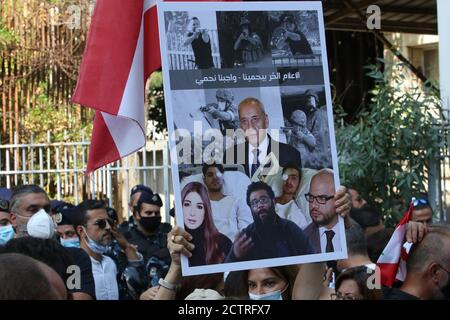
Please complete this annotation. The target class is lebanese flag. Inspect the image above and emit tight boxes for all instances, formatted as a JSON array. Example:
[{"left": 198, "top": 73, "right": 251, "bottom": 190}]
[
  {"left": 73, "top": 0, "right": 240, "bottom": 173},
  {"left": 376, "top": 203, "right": 413, "bottom": 287}
]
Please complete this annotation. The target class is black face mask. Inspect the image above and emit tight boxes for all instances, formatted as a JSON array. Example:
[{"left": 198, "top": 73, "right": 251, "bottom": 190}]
[{"left": 139, "top": 216, "right": 161, "bottom": 233}]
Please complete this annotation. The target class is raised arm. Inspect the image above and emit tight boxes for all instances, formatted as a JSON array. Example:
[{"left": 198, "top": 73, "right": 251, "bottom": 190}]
[
  {"left": 154, "top": 226, "right": 194, "bottom": 300},
  {"left": 292, "top": 262, "right": 327, "bottom": 300}
]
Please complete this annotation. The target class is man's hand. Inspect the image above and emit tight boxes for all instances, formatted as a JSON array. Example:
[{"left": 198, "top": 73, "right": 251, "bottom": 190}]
[
  {"left": 111, "top": 225, "right": 130, "bottom": 250},
  {"left": 334, "top": 186, "right": 352, "bottom": 228},
  {"left": 233, "top": 231, "right": 254, "bottom": 259},
  {"left": 406, "top": 221, "right": 428, "bottom": 243},
  {"left": 167, "top": 226, "right": 194, "bottom": 266},
  {"left": 140, "top": 286, "right": 160, "bottom": 300}
]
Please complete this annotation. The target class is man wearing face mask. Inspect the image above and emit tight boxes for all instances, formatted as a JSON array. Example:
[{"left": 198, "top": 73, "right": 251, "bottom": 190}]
[
  {"left": 383, "top": 225, "right": 450, "bottom": 300},
  {"left": 56, "top": 207, "right": 80, "bottom": 248},
  {"left": 1, "top": 195, "right": 15, "bottom": 245},
  {"left": 8, "top": 184, "right": 52, "bottom": 238},
  {"left": 124, "top": 191, "right": 171, "bottom": 264},
  {"left": 72, "top": 199, "right": 123, "bottom": 300},
  {"left": 8, "top": 185, "right": 95, "bottom": 300}
]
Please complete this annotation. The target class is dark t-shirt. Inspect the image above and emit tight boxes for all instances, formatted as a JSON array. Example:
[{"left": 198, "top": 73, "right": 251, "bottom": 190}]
[
  {"left": 188, "top": 32, "right": 214, "bottom": 69},
  {"left": 65, "top": 247, "right": 96, "bottom": 299},
  {"left": 225, "top": 214, "right": 313, "bottom": 262},
  {"left": 286, "top": 31, "right": 313, "bottom": 55},
  {"left": 383, "top": 287, "right": 420, "bottom": 300},
  {"left": 187, "top": 225, "right": 232, "bottom": 267}
]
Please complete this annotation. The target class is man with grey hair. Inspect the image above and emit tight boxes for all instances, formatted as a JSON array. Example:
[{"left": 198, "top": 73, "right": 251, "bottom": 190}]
[
  {"left": 225, "top": 97, "right": 302, "bottom": 179},
  {"left": 8, "top": 184, "right": 51, "bottom": 238},
  {"left": 384, "top": 225, "right": 450, "bottom": 300}
]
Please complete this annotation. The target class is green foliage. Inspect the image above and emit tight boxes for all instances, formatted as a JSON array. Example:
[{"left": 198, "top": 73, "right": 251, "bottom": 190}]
[
  {"left": 147, "top": 71, "right": 167, "bottom": 137},
  {"left": 0, "top": 25, "right": 17, "bottom": 51},
  {"left": 336, "top": 61, "right": 446, "bottom": 226},
  {"left": 23, "top": 82, "right": 92, "bottom": 142}
]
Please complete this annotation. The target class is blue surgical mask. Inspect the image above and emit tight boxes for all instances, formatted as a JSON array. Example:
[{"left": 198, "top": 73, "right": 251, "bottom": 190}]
[
  {"left": 249, "top": 290, "right": 283, "bottom": 300},
  {"left": 82, "top": 227, "right": 109, "bottom": 254},
  {"left": 248, "top": 284, "right": 288, "bottom": 301},
  {"left": 60, "top": 237, "right": 80, "bottom": 248},
  {"left": 0, "top": 224, "right": 15, "bottom": 245}
]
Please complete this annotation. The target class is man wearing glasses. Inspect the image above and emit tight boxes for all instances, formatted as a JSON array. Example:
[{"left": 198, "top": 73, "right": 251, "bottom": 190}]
[
  {"left": 304, "top": 169, "right": 343, "bottom": 254},
  {"left": 411, "top": 197, "right": 433, "bottom": 225},
  {"left": 225, "top": 181, "right": 313, "bottom": 263},
  {"left": 73, "top": 200, "right": 142, "bottom": 300}
]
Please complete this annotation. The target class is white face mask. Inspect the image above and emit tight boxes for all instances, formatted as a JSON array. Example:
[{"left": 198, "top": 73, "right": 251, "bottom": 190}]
[{"left": 27, "top": 208, "right": 56, "bottom": 239}]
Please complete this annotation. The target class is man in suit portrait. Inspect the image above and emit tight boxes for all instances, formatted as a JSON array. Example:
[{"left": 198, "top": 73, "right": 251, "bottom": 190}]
[
  {"left": 225, "top": 97, "right": 302, "bottom": 179},
  {"left": 303, "top": 169, "right": 343, "bottom": 254}
]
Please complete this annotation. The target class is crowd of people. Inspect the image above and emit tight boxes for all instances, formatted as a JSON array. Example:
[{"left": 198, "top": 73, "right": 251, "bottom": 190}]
[{"left": 1, "top": 180, "right": 448, "bottom": 301}]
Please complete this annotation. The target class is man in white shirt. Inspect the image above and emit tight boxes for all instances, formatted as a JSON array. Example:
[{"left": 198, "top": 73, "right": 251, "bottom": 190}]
[
  {"left": 274, "top": 164, "right": 309, "bottom": 229},
  {"left": 73, "top": 200, "right": 141, "bottom": 300},
  {"left": 203, "top": 163, "right": 253, "bottom": 241},
  {"left": 303, "top": 169, "right": 342, "bottom": 254}
]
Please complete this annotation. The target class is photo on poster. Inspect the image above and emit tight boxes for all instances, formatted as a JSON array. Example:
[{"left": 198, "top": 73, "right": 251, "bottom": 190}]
[
  {"left": 280, "top": 85, "right": 332, "bottom": 169},
  {"left": 216, "top": 11, "right": 272, "bottom": 69},
  {"left": 163, "top": 10, "right": 220, "bottom": 70},
  {"left": 268, "top": 10, "right": 322, "bottom": 67},
  {"left": 158, "top": 1, "right": 346, "bottom": 276}
]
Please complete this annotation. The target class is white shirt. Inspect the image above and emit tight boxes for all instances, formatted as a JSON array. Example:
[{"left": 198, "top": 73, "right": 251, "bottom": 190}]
[
  {"left": 248, "top": 134, "right": 269, "bottom": 176},
  {"left": 275, "top": 200, "right": 309, "bottom": 229},
  {"left": 210, "top": 195, "right": 253, "bottom": 241},
  {"left": 90, "top": 255, "right": 119, "bottom": 300},
  {"left": 319, "top": 223, "right": 342, "bottom": 253}
]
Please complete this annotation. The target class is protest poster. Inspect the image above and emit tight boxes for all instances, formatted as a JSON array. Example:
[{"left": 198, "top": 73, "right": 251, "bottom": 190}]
[{"left": 158, "top": 1, "right": 346, "bottom": 276}]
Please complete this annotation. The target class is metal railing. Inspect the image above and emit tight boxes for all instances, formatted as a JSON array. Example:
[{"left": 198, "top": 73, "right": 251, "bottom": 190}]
[{"left": 0, "top": 132, "right": 173, "bottom": 223}]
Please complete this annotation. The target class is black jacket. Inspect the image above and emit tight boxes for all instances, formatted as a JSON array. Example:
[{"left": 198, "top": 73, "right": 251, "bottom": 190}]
[
  {"left": 225, "top": 214, "right": 313, "bottom": 262},
  {"left": 224, "top": 134, "right": 302, "bottom": 178}
]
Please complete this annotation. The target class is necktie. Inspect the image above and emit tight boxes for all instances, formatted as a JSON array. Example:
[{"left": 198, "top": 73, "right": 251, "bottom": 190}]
[
  {"left": 325, "top": 230, "right": 335, "bottom": 253},
  {"left": 250, "top": 148, "right": 260, "bottom": 178}
]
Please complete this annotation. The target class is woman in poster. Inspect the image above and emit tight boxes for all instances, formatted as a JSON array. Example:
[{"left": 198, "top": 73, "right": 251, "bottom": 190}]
[{"left": 181, "top": 182, "right": 232, "bottom": 267}]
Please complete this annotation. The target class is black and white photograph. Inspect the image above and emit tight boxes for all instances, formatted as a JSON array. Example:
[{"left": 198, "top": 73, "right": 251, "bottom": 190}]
[
  {"left": 269, "top": 10, "right": 322, "bottom": 67},
  {"left": 158, "top": 1, "right": 345, "bottom": 277},
  {"left": 163, "top": 11, "right": 220, "bottom": 70},
  {"left": 280, "top": 85, "right": 332, "bottom": 169},
  {"left": 216, "top": 11, "right": 272, "bottom": 69}
]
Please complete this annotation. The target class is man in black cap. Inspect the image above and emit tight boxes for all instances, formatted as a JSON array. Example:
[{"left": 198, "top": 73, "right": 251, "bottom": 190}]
[
  {"left": 55, "top": 205, "right": 80, "bottom": 248},
  {"left": 0, "top": 188, "right": 14, "bottom": 245},
  {"left": 124, "top": 190, "right": 171, "bottom": 263},
  {"left": 233, "top": 17, "right": 264, "bottom": 66},
  {"left": 119, "top": 184, "right": 154, "bottom": 233},
  {"left": 123, "top": 191, "right": 172, "bottom": 295}
]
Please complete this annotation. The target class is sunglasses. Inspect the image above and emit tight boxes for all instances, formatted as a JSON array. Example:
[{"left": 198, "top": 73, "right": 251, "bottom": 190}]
[
  {"left": 91, "top": 218, "right": 114, "bottom": 229},
  {"left": 412, "top": 197, "right": 429, "bottom": 207}
]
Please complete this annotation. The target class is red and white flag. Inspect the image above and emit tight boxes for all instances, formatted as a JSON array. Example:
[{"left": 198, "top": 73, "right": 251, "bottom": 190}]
[
  {"left": 73, "top": 0, "right": 239, "bottom": 173},
  {"left": 377, "top": 203, "right": 413, "bottom": 287}
]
